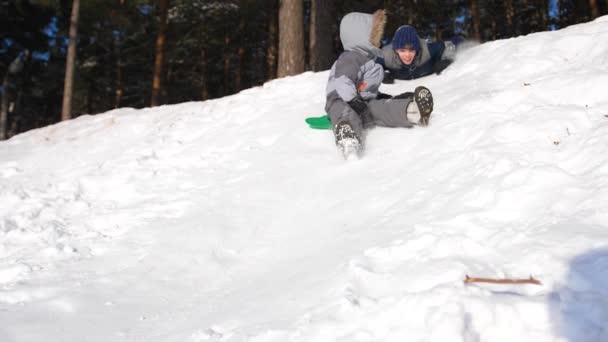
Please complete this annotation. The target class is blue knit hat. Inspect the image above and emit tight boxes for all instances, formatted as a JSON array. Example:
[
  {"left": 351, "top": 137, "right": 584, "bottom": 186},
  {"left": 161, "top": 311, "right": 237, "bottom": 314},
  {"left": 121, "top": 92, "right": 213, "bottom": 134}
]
[{"left": 392, "top": 25, "right": 420, "bottom": 51}]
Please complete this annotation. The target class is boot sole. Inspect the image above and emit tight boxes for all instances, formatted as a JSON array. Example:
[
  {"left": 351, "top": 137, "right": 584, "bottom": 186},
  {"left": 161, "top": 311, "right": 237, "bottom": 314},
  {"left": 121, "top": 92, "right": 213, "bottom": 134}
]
[
  {"left": 334, "top": 121, "right": 362, "bottom": 159},
  {"left": 414, "top": 86, "right": 433, "bottom": 126}
]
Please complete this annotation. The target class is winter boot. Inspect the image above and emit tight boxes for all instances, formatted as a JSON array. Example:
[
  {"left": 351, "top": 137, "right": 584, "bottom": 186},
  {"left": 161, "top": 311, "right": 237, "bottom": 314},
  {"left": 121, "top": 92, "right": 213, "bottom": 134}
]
[
  {"left": 334, "top": 121, "right": 361, "bottom": 159},
  {"left": 413, "top": 86, "right": 433, "bottom": 126}
]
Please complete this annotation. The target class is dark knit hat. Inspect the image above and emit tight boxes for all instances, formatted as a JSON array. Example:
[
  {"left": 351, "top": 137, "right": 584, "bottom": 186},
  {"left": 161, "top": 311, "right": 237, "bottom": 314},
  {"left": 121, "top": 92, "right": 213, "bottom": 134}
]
[{"left": 392, "top": 25, "right": 420, "bottom": 51}]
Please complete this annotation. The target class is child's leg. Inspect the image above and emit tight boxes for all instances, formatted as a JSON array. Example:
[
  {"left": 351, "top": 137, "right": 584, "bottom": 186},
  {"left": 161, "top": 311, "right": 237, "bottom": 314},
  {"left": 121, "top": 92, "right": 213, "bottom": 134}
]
[
  {"left": 367, "top": 98, "right": 415, "bottom": 128},
  {"left": 369, "top": 86, "right": 434, "bottom": 127},
  {"left": 326, "top": 100, "right": 364, "bottom": 138}
]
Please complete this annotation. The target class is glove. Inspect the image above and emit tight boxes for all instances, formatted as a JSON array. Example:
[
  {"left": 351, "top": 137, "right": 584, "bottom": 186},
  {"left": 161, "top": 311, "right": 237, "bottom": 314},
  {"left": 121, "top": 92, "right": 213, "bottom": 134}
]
[
  {"left": 348, "top": 95, "right": 375, "bottom": 129},
  {"left": 382, "top": 71, "right": 395, "bottom": 84}
]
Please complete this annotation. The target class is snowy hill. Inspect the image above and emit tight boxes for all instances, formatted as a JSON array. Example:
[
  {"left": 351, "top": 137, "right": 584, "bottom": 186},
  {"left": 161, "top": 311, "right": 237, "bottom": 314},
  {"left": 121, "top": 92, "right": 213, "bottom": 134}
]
[{"left": 2, "top": 17, "right": 608, "bottom": 342}]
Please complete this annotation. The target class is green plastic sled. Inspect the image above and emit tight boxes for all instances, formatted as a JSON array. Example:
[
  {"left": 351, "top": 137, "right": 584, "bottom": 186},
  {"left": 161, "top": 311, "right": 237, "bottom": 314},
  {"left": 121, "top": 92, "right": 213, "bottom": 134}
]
[{"left": 305, "top": 115, "right": 332, "bottom": 130}]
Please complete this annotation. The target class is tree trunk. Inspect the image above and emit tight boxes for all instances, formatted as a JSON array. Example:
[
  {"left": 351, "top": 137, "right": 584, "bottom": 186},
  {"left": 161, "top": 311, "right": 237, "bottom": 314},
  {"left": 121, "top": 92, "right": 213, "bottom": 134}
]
[
  {"left": 407, "top": 0, "right": 416, "bottom": 26},
  {"left": 86, "top": 81, "right": 94, "bottom": 114},
  {"left": 1, "top": 74, "right": 9, "bottom": 140},
  {"left": 115, "top": 39, "right": 123, "bottom": 108},
  {"left": 235, "top": 14, "right": 246, "bottom": 91},
  {"left": 278, "top": 0, "right": 305, "bottom": 77},
  {"left": 223, "top": 34, "right": 231, "bottom": 95},
  {"left": 309, "top": 0, "right": 334, "bottom": 71},
  {"left": 110, "top": 28, "right": 122, "bottom": 109},
  {"left": 236, "top": 46, "right": 246, "bottom": 91},
  {"left": 435, "top": 13, "right": 442, "bottom": 40},
  {"left": 538, "top": 0, "right": 549, "bottom": 30},
  {"left": 9, "top": 88, "right": 22, "bottom": 137},
  {"left": 471, "top": 0, "right": 481, "bottom": 41},
  {"left": 556, "top": 0, "right": 563, "bottom": 28},
  {"left": 589, "top": 0, "right": 600, "bottom": 18},
  {"left": 505, "top": 0, "right": 514, "bottom": 34},
  {"left": 61, "top": 0, "right": 80, "bottom": 121},
  {"left": 267, "top": 0, "right": 278, "bottom": 80},
  {"left": 519, "top": 0, "right": 529, "bottom": 33},
  {"left": 200, "top": 48, "right": 209, "bottom": 100},
  {"left": 151, "top": 0, "right": 169, "bottom": 107}
]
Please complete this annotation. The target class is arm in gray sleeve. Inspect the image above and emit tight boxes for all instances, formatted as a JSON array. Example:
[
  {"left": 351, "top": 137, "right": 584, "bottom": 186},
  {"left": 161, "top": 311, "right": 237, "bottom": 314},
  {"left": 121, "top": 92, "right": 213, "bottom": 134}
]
[{"left": 332, "top": 52, "right": 364, "bottom": 102}]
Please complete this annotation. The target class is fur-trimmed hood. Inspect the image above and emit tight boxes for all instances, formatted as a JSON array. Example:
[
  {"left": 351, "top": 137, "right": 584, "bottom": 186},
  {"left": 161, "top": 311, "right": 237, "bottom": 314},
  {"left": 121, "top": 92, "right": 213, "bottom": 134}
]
[{"left": 339, "top": 10, "right": 386, "bottom": 58}]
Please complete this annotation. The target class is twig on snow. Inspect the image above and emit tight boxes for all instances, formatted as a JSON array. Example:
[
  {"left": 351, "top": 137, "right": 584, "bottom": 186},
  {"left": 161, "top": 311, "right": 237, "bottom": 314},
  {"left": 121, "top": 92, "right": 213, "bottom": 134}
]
[{"left": 464, "top": 275, "right": 542, "bottom": 286}]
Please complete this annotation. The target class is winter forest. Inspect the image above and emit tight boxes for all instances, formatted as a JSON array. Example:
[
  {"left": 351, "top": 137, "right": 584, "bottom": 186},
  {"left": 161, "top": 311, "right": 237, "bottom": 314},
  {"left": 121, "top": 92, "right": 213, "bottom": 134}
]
[{"left": 0, "top": 0, "right": 606, "bottom": 140}]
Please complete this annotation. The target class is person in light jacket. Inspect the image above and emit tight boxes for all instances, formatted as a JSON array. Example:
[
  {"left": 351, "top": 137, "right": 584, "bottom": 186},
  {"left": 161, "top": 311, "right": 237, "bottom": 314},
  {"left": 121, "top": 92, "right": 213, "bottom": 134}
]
[
  {"left": 377, "top": 25, "right": 458, "bottom": 81},
  {"left": 325, "top": 10, "right": 434, "bottom": 156}
]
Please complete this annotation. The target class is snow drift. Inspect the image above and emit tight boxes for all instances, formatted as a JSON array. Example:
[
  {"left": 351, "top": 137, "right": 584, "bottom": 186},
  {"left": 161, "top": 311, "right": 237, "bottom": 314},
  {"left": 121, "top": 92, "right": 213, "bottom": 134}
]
[{"left": 1, "top": 16, "right": 608, "bottom": 342}]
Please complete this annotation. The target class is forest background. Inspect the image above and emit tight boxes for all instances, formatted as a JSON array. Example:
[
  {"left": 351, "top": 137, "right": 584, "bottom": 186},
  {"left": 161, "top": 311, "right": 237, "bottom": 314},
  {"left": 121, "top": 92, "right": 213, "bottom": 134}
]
[{"left": 1, "top": 0, "right": 606, "bottom": 140}]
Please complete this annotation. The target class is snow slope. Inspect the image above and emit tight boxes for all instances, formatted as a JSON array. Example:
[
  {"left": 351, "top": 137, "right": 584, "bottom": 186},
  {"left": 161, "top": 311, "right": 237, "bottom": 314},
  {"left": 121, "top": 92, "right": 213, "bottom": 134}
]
[{"left": 1, "top": 16, "right": 608, "bottom": 342}]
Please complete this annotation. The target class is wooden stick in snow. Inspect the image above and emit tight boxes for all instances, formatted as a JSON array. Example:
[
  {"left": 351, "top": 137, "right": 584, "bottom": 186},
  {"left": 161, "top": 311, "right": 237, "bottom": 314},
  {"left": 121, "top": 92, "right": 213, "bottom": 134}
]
[{"left": 464, "top": 275, "right": 542, "bottom": 286}]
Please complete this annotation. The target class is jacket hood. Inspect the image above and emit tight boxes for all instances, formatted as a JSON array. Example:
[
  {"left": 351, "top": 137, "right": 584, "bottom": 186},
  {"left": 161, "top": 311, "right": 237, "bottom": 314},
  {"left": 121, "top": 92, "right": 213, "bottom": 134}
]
[{"left": 339, "top": 10, "right": 386, "bottom": 58}]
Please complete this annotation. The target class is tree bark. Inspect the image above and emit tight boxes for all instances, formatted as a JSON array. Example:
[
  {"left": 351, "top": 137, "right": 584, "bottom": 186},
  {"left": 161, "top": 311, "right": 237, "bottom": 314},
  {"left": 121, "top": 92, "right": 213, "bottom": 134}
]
[
  {"left": 267, "top": 0, "right": 278, "bottom": 80},
  {"left": 114, "top": 37, "right": 123, "bottom": 108},
  {"left": 407, "top": 0, "right": 416, "bottom": 26},
  {"left": 1, "top": 74, "right": 9, "bottom": 140},
  {"left": 235, "top": 14, "right": 246, "bottom": 91},
  {"left": 109, "top": 27, "right": 122, "bottom": 109},
  {"left": 519, "top": 0, "right": 530, "bottom": 33},
  {"left": 236, "top": 46, "right": 246, "bottom": 91},
  {"left": 471, "top": 0, "right": 481, "bottom": 41},
  {"left": 589, "top": 0, "right": 600, "bottom": 18},
  {"left": 505, "top": 0, "right": 514, "bottom": 34},
  {"left": 556, "top": 0, "right": 563, "bottom": 27},
  {"left": 223, "top": 34, "right": 232, "bottom": 95},
  {"left": 9, "top": 88, "right": 22, "bottom": 137},
  {"left": 151, "top": 0, "right": 169, "bottom": 107},
  {"left": 575, "top": 0, "right": 589, "bottom": 22},
  {"left": 200, "top": 48, "right": 209, "bottom": 100},
  {"left": 110, "top": 5, "right": 124, "bottom": 108},
  {"left": 309, "top": 0, "right": 334, "bottom": 71},
  {"left": 61, "top": 0, "right": 80, "bottom": 121},
  {"left": 278, "top": 0, "right": 305, "bottom": 78},
  {"left": 86, "top": 81, "right": 94, "bottom": 114},
  {"left": 538, "top": 0, "right": 549, "bottom": 30},
  {"left": 434, "top": 12, "right": 442, "bottom": 40}
]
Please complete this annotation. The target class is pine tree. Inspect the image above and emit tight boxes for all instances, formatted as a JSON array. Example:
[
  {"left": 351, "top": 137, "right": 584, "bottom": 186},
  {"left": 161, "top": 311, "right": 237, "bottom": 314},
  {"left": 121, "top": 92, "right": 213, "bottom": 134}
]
[
  {"left": 471, "top": 0, "right": 482, "bottom": 41},
  {"left": 151, "top": 0, "right": 169, "bottom": 106},
  {"left": 278, "top": 0, "right": 305, "bottom": 77},
  {"left": 267, "top": 0, "right": 279, "bottom": 79},
  {"left": 61, "top": 0, "right": 80, "bottom": 121},
  {"left": 589, "top": 0, "right": 600, "bottom": 18},
  {"left": 309, "top": 0, "right": 335, "bottom": 71}
]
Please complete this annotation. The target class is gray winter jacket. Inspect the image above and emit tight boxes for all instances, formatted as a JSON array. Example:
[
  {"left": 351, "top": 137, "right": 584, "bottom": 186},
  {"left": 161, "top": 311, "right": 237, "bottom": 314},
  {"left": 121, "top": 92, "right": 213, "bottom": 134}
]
[{"left": 325, "top": 10, "right": 386, "bottom": 109}]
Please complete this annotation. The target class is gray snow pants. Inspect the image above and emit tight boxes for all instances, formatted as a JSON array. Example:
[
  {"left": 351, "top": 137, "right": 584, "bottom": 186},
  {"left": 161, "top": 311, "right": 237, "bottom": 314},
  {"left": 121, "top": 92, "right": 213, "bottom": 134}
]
[{"left": 325, "top": 97, "right": 414, "bottom": 138}]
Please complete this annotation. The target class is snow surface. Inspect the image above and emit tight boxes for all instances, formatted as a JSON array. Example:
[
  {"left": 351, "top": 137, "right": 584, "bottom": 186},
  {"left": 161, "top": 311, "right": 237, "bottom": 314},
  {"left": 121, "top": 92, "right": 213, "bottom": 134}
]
[{"left": 2, "top": 17, "right": 608, "bottom": 342}]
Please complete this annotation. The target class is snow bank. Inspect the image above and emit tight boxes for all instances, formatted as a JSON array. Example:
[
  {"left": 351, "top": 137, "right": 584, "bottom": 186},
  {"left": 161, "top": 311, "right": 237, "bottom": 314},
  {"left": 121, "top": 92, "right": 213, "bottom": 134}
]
[{"left": 1, "top": 16, "right": 608, "bottom": 342}]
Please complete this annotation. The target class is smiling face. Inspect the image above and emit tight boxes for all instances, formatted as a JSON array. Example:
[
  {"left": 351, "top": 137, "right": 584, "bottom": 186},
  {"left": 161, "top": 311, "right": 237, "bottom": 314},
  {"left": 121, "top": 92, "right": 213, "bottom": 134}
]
[{"left": 396, "top": 47, "right": 417, "bottom": 65}]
